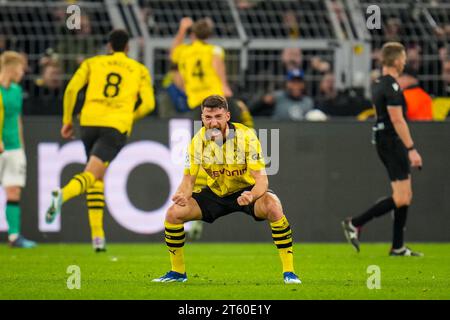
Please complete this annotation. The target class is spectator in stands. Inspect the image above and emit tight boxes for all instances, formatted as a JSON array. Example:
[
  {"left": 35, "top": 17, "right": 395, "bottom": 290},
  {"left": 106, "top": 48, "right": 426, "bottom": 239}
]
[
  {"left": 397, "top": 66, "right": 433, "bottom": 121},
  {"left": 281, "top": 47, "right": 330, "bottom": 98},
  {"left": 384, "top": 17, "right": 402, "bottom": 43},
  {"left": 281, "top": 47, "right": 330, "bottom": 74},
  {"left": 23, "top": 58, "right": 64, "bottom": 115},
  {"left": 282, "top": 48, "right": 303, "bottom": 72},
  {"left": 57, "top": 13, "right": 98, "bottom": 74},
  {"left": 250, "top": 69, "right": 315, "bottom": 120},
  {"left": 315, "top": 73, "right": 372, "bottom": 118},
  {"left": 436, "top": 58, "right": 450, "bottom": 97},
  {"left": 39, "top": 61, "right": 64, "bottom": 91},
  {"left": 315, "top": 73, "right": 337, "bottom": 114},
  {"left": 406, "top": 44, "right": 423, "bottom": 76}
]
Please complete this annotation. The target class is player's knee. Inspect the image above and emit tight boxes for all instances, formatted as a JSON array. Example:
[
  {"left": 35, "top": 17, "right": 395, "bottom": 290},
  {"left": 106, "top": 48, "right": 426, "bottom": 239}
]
[
  {"left": 85, "top": 159, "right": 106, "bottom": 180},
  {"left": 6, "top": 187, "right": 21, "bottom": 201},
  {"left": 393, "top": 193, "right": 411, "bottom": 207},
  {"left": 166, "top": 204, "right": 187, "bottom": 224},
  {"left": 87, "top": 169, "right": 103, "bottom": 181},
  {"left": 265, "top": 198, "right": 283, "bottom": 221}
]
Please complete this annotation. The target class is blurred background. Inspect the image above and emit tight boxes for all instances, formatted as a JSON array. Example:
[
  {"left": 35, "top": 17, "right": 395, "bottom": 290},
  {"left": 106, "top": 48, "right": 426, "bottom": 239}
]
[
  {"left": 0, "top": 0, "right": 448, "bottom": 119},
  {"left": 0, "top": 0, "right": 448, "bottom": 243}
]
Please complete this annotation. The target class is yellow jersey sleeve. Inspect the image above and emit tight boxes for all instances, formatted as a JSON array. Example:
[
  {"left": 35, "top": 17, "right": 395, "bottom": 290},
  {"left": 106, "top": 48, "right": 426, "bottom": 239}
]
[
  {"left": 246, "top": 128, "right": 265, "bottom": 171},
  {"left": 63, "top": 59, "right": 90, "bottom": 125},
  {"left": 133, "top": 65, "right": 155, "bottom": 121},
  {"left": 183, "top": 132, "right": 203, "bottom": 177}
]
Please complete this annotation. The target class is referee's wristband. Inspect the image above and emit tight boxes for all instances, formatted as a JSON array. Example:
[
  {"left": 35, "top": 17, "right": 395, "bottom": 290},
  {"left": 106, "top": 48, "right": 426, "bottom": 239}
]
[{"left": 407, "top": 145, "right": 415, "bottom": 152}]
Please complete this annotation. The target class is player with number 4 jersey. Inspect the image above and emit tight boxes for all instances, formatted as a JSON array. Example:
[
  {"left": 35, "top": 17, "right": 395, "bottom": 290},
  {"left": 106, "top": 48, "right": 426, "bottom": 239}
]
[
  {"left": 45, "top": 30, "right": 155, "bottom": 252},
  {"left": 171, "top": 18, "right": 233, "bottom": 110}
]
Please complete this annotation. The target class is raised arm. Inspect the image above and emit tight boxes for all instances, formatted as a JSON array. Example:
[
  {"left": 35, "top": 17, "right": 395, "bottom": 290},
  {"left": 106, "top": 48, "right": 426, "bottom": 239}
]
[
  {"left": 211, "top": 46, "right": 233, "bottom": 97},
  {"left": 170, "top": 17, "right": 193, "bottom": 60}
]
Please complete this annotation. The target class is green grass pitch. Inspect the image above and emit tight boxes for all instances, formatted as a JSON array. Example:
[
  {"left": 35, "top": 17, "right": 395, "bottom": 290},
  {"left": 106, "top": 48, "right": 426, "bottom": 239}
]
[{"left": 1, "top": 243, "right": 449, "bottom": 300}]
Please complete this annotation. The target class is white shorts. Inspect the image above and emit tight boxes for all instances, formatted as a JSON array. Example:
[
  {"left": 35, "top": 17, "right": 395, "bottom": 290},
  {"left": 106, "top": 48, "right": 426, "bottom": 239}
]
[{"left": 0, "top": 148, "right": 27, "bottom": 188}]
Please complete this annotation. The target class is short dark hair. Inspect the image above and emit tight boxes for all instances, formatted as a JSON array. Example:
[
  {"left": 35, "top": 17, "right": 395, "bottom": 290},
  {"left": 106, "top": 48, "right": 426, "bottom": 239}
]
[
  {"left": 192, "top": 18, "right": 214, "bottom": 40},
  {"left": 201, "top": 95, "right": 228, "bottom": 111},
  {"left": 108, "top": 29, "right": 129, "bottom": 52}
]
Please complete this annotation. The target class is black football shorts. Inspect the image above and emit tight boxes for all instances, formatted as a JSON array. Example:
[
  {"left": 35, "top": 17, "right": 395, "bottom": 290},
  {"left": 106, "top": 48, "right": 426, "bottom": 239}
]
[
  {"left": 80, "top": 126, "right": 127, "bottom": 164},
  {"left": 192, "top": 186, "right": 275, "bottom": 223},
  {"left": 375, "top": 132, "right": 410, "bottom": 181}
]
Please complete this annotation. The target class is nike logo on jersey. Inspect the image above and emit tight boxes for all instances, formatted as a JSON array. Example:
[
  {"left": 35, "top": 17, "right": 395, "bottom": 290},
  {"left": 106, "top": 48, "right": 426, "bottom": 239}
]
[{"left": 392, "top": 83, "right": 399, "bottom": 91}]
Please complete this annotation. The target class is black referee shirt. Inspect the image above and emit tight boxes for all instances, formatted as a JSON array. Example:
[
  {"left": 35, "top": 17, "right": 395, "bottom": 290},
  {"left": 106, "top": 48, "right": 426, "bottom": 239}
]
[{"left": 372, "top": 74, "right": 407, "bottom": 136}]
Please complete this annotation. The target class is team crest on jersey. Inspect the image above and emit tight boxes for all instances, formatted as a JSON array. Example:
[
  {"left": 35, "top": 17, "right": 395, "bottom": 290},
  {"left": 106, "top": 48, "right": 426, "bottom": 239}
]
[
  {"left": 392, "top": 83, "right": 399, "bottom": 91},
  {"left": 251, "top": 153, "right": 261, "bottom": 161}
]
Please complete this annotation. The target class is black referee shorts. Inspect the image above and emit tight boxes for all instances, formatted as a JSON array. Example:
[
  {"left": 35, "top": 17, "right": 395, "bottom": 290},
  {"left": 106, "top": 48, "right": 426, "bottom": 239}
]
[
  {"left": 80, "top": 126, "right": 127, "bottom": 164},
  {"left": 375, "top": 132, "right": 410, "bottom": 181},
  {"left": 192, "top": 186, "right": 273, "bottom": 223}
]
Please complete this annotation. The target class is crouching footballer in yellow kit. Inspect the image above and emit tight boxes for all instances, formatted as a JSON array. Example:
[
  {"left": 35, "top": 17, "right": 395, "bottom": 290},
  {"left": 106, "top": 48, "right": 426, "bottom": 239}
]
[{"left": 153, "top": 95, "right": 301, "bottom": 284}]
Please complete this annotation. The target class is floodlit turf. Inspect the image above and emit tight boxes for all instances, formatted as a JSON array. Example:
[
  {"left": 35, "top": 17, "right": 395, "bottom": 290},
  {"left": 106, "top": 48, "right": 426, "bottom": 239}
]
[{"left": 0, "top": 243, "right": 449, "bottom": 300}]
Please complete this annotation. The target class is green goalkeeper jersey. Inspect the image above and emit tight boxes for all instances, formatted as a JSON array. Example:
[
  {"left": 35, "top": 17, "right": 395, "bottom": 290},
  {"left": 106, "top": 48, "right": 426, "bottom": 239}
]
[{"left": 0, "top": 83, "right": 23, "bottom": 151}]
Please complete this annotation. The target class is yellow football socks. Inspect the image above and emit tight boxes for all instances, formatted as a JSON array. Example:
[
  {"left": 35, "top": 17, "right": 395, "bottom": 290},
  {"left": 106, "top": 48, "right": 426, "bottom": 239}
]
[
  {"left": 270, "top": 216, "right": 295, "bottom": 273},
  {"left": 62, "top": 171, "right": 96, "bottom": 203},
  {"left": 165, "top": 221, "right": 186, "bottom": 274},
  {"left": 86, "top": 180, "right": 105, "bottom": 240}
]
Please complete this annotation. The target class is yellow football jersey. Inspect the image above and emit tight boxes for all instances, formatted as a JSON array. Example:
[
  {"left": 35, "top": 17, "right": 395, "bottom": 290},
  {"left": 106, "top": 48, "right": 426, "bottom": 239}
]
[
  {"left": 63, "top": 52, "right": 155, "bottom": 134},
  {"left": 184, "top": 122, "right": 266, "bottom": 197},
  {"left": 172, "top": 40, "right": 225, "bottom": 108},
  {"left": 432, "top": 97, "right": 450, "bottom": 121}
]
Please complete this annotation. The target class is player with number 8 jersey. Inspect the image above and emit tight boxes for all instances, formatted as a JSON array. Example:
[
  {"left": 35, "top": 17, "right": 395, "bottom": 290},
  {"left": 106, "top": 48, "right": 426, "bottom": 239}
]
[
  {"left": 63, "top": 43, "right": 154, "bottom": 134},
  {"left": 45, "top": 30, "right": 155, "bottom": 252}
]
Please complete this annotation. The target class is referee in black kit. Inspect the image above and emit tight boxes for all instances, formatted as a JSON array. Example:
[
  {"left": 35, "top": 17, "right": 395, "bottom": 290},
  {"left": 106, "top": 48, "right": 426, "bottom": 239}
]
[{"left": 342, "top": 42, "right": 423, "bottom": 256}]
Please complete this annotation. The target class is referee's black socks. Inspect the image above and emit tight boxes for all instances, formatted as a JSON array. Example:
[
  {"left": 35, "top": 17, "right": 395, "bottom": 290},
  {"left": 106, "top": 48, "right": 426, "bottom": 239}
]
[
  {"left": 351, "top": 196, "right": 396, "bottom": 227},
  {"left": 392, "top": 205, "right": 408, "bottom": 249}
]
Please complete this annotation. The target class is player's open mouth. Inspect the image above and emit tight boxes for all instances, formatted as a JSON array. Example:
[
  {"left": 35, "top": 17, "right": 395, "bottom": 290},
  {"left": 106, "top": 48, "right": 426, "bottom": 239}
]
[{"left": 210, "top": 128, "right": 222, "bottom": 138}]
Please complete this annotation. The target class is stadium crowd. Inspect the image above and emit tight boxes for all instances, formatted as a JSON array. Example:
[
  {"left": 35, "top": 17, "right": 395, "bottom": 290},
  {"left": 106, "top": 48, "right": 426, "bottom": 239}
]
[{"left": 0, "top": 0, "right": 448, "bottom": 120}]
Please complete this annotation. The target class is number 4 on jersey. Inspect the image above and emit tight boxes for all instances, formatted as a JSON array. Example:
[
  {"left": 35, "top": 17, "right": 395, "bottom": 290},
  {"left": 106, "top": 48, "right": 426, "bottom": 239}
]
[{"left": 192, "top": 60, "right": 204, "bottom": 81}]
